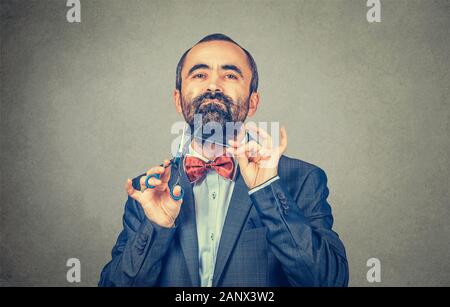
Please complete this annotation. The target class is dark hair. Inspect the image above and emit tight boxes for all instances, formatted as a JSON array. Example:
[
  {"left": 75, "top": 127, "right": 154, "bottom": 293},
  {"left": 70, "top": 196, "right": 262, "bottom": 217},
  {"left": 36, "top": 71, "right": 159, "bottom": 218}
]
[{"left": 175, "top": 33, "right": 259, "bottom": 93}]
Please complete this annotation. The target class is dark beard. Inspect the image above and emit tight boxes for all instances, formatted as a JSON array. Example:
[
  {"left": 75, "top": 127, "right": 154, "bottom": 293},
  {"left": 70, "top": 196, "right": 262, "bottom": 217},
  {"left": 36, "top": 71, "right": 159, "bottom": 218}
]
[
  {"left": 182, "top": 91, "right": 249, "bottom": 146},
  {"left": 189, "top": 92, "right": 233, "bottom": 145},
  {"left": 192, "top": 91, "right": 233, "bottom": 126}
]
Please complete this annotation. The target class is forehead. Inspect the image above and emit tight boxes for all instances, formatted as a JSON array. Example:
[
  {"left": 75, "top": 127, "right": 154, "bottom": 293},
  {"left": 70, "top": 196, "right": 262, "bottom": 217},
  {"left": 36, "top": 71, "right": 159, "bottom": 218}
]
[{"left": 183, "top": 40, "right": 251, "bottom": 75}]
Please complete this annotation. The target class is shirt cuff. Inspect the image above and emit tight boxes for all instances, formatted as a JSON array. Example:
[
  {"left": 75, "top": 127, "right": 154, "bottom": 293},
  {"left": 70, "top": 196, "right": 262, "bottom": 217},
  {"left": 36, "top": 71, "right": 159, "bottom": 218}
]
[{"left": 248, "top": 176, "right": 280, "bottom": 195}]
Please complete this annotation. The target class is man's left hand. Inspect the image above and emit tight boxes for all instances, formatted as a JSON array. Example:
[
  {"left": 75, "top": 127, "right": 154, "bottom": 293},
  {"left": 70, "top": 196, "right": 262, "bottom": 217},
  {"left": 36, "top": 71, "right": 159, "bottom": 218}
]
[{"left": 227, "top": 123, "right": 288, "bottom": 190}]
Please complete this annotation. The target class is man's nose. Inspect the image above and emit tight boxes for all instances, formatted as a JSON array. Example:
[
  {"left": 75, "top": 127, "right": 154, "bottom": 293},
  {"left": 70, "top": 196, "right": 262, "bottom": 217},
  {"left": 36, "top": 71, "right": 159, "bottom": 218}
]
[{"left": 207, "top": 74, "right": 223, "bottom": 92}]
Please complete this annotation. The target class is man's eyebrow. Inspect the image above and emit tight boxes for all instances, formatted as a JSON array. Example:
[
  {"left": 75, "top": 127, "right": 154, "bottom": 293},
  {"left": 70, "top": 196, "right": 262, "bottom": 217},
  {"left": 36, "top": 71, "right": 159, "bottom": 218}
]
[
  {"left": 187, "top": 64, "right": 210, "bottom": 76},
  {"left": 221, "top": 64, "right": 244, "bottom": 78},
  {"left": 186, "top": 63, "right": 244, "bottom": 78}
]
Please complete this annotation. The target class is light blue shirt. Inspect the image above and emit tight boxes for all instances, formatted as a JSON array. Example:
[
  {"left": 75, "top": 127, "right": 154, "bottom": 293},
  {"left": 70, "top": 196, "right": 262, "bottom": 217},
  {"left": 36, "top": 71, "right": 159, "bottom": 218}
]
[
  {"left": 187, "top": 144, "right": 235, "bottom": 287},
  {"left": 187, "top": 144, "right": 280, "bottom": 287}
]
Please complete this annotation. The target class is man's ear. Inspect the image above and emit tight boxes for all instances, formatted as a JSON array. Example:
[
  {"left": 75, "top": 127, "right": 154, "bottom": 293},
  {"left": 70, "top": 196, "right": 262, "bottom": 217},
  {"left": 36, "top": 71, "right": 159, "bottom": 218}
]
[
  {"left": 173, "top": 89, "right": 183, "bottom": 113},
  {"left": 247, "top": 92, "right": 260, "bottom": 117}
]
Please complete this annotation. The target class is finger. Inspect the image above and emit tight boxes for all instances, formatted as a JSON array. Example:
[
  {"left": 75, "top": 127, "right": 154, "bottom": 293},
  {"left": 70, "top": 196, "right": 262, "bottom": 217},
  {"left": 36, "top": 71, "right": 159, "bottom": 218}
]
[
  {"left": 228, "top": 139, "right": 239, "bottom": 148},
  {"left": 247, "top": 148, "right": 267, "bottom": 164},
  {"left": 140, "top": 176, "right": 147, "bottom": 190},
  {"left": 146, "top": 165, "right": 165, "bottom": 176},
  {"left": 245, "top": 123, "right": 271, "bottom": 147},
  {"left": 234, "top": 142, "right": 272, "bottom": 166},
  {"left": 247, "top": 142, "right": 260, "bottom": 158},
  {"left": 229, "top": 143, "right": 252, "bottom": 170},
  {"left": 233, "top": 145, "right": 247, "bottom": 157},
  {"left": 225, "top": 146, "right": 236, "bottom": 158},
  {"left": 225, "top": 147, "right": 235, "bottom": 157},
  {"left": 235, "top": 140, "right": 262, "bottom": 157},
  {"left": 279, "top": 126, "right": 288, "bottom": 153},
  {"left": 228, "top": 133, "right": 246, "bottom": 148},
  {"left": 140, "top": 175, "right": 162, "bottom": 191},
  {"left": 147, "top": 177, "right": 162, "bottom": 187},
  {"left": 232, "top": 124, "right": 247, "bottom": 146},
  {"left": 171, "top": 185, "right": 184, "bottom": 205},
  {"left": 160, "top": 159, "right": 172, "bottom": 183},
  {"left": 248, "top": 154, "right": 262, "bottom": 164},
  {"left": 126, "top": 178, "right": 142, "bottom": 201},
  {"left": 226, "top": 141, "right": 240, "bottom": 155},
  {"left": 235, "top": 150, "right": 249, "bottom": 170},
  {"left": 246, "top": 143, "right": 272, "bottom": 164},
  {"left": 259, "top": 147, "right": 272, "bottom": 159},
  {"left": 245, "top": 122, "right": 270, "bottom": 139}
]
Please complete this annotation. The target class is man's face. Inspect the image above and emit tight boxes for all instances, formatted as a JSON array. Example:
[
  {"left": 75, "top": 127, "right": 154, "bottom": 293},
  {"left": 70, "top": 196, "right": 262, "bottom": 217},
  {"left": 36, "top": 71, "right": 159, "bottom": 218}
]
[{"left": 174, "top": 41, "right": 258, "bottom": 136}]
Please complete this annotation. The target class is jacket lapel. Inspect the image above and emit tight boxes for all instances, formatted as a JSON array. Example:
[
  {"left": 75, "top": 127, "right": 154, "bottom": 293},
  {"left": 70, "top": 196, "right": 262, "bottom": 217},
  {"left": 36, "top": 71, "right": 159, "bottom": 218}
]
[
  {"left": 172, "top": 158, "right": 200, "bottom": 287},
  {"left": 212, "top": 169, "right": 253, "bottom": 286}
]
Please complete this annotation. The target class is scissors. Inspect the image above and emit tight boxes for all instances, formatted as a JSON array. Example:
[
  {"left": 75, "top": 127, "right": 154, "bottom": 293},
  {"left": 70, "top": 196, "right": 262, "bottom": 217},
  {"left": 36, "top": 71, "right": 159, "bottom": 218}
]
[
  {"left": 144, "top": 124, "right": 188, "bottom": 201},
  {"left": 144, "top": 124, "right": 254, "bottom": 201}
]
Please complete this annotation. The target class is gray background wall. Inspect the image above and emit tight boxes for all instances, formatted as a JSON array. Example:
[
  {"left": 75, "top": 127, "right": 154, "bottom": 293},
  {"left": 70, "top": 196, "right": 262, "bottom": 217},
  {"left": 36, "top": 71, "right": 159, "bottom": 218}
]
[{"left": 1, "top": 0, "right": 449, "bottom": 286}]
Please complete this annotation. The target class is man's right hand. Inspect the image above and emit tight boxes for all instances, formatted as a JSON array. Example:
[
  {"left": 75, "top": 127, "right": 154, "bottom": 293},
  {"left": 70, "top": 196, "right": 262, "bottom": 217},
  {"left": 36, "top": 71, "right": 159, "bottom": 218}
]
[{"left": 125, "top": 159, "right": 183, "bottom": 228}]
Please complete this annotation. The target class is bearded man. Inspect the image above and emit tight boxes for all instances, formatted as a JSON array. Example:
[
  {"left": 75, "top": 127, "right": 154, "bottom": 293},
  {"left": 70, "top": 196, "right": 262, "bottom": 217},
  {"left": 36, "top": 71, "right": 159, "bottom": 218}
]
[{"left": 99, "top": 34, "right": 349, "bottom": 287}]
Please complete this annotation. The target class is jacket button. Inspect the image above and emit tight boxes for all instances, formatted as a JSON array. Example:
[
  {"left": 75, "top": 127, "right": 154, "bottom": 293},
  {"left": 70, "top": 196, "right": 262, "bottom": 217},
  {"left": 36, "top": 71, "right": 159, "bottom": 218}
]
[
  {"left": 277, "top": 191, "right": 286, "bottom": 200},
  {"left": 137, "top": 236, "right": 147, "bottom": 247},
  {"left": 136, "top": 245, "right": 144, "bottom": 255}
]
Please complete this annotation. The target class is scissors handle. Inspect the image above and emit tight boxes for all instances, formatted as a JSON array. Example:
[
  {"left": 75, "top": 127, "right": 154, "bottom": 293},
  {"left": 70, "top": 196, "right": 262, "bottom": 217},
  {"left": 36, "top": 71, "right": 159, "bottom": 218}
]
[
  {"left": 170, "top": 186, "right": 184, "bottom": 201},
  {"left": 145, "top": 166, "right": 184, "bottom": 201},
  {"left": 145, "top": 173, "right": 160, "bottom": 189}
]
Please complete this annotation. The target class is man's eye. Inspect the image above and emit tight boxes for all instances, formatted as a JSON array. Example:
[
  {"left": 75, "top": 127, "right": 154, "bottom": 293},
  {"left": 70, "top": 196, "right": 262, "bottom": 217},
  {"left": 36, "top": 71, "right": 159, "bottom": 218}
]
[
  {"left": 226, "top": 74, "right": 238, "bottom": 80},
  {"left": 193, "top": 73, "right": 206, "bottom": 79}
]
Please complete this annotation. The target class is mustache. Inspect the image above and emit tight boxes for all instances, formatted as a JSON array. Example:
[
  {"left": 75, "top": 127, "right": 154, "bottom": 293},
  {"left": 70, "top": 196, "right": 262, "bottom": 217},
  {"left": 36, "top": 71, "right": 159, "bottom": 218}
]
[{"left": 192, "top": 91, "right": 233, "bottom": 114}]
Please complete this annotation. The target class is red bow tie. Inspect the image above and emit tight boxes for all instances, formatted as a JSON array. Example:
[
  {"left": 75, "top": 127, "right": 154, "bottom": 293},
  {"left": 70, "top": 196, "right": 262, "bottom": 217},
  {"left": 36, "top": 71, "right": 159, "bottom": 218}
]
[{"left": 184, "top": 155, "right": 235, "bottom": 183}]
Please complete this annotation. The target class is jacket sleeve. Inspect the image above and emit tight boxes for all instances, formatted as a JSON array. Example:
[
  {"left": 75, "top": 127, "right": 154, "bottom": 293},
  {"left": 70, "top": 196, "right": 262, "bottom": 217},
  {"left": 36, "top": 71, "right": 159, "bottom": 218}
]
[
  {"left": 98, "top": 194, "right": 177, "bottom": 287},
  {"left": 249, "top": 167, "right": 349, "bottom": 287}
]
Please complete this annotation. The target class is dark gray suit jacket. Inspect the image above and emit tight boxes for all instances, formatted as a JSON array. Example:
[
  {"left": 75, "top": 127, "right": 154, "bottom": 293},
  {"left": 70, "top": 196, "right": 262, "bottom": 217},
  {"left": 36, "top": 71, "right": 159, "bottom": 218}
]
[{"left": 99, "top": 155, "right": 349, "bottom": 287}]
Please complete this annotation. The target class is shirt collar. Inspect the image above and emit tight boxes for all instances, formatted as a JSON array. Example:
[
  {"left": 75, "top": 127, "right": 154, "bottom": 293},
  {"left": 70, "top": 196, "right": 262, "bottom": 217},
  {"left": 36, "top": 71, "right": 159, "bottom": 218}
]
[
  {"left": 187, "top": 142, "right": 210, "bottom": 163},
  {"left": 186, "top": 141, "right": 237, "bottom": 165}
]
